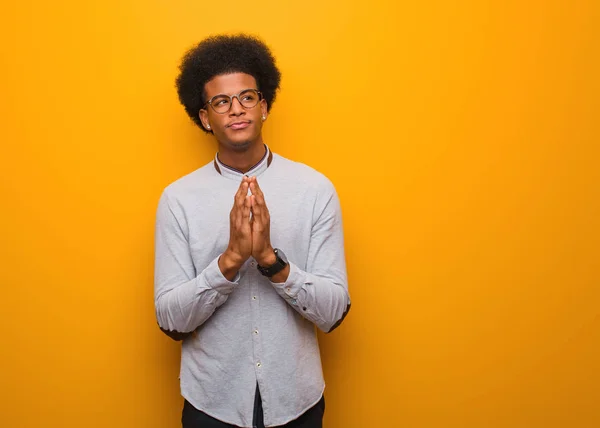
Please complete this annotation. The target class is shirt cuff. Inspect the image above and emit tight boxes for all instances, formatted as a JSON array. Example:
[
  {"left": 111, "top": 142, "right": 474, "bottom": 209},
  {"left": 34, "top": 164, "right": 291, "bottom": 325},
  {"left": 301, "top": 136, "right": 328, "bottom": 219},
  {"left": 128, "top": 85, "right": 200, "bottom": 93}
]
[
  {"left": 270, "top": 262, "right": 307, "bottom": 298},
  {"left": 202, "top": 256, "right": 240, "bottom": 295}
]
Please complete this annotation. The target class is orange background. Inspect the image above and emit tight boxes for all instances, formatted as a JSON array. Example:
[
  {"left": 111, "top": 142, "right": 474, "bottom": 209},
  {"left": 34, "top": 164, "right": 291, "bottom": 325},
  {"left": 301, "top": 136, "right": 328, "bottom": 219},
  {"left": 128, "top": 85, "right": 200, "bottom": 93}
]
[{"left": 1, "top": 1, "right": 599, "bottom": 427}]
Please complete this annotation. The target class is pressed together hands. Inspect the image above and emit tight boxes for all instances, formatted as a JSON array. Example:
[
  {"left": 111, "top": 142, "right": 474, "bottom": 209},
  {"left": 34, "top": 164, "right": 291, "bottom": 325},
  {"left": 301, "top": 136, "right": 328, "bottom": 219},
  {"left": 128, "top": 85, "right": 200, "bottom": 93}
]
[{"left": 218, "top": 176, "right": 283, "bottom": 281}]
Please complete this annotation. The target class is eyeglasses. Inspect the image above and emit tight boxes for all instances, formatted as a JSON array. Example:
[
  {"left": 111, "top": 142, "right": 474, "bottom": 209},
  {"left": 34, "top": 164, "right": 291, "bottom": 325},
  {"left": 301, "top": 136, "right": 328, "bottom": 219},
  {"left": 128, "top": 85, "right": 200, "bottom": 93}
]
[{"left": 203, "top": 88, "right": 263, "bottom": 114}]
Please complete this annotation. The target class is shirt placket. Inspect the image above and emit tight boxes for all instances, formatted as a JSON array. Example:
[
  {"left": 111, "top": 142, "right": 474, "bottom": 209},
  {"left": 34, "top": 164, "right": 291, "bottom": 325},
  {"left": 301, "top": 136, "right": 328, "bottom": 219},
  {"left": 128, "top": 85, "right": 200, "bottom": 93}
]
[{"left": 248, "top": 261, "right": 266, "bottom": 419}]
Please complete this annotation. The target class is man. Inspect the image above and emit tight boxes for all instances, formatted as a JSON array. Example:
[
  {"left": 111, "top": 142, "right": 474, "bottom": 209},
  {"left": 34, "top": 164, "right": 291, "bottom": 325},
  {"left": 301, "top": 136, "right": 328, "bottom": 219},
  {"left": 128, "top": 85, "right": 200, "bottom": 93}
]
[{"left": 154, "top": 34, "right": 351, "bottom": 428}]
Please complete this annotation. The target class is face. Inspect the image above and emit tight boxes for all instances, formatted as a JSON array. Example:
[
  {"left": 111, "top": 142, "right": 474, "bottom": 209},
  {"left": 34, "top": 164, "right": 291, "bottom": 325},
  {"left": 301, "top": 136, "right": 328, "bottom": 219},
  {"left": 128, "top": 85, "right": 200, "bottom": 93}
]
[{"left": 199, "top": 72, "right": 268, "bottom": 152}]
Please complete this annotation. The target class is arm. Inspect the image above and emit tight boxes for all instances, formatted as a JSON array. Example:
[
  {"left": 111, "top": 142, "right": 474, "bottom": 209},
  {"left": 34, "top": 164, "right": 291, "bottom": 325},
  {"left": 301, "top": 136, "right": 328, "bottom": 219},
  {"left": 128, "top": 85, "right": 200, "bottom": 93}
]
[
  {"left": 153, "top": 191, "right": 243, "bottom": 340},
  {"left": 273, "top": 186, "right": 350, "bottom": 332},
  {"left": 250, "top": 177, "right": 351, "bottom": 333}
]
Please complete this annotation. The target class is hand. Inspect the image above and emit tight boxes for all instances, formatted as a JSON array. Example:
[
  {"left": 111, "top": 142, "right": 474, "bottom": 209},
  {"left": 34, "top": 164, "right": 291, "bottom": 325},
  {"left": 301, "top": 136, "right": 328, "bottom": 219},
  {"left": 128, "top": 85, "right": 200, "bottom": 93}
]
[
  {"left": 249, "top": 177, "right": 276, "bottom": 267},
  {"left": 219, "top": 177, "right": 252, "bottom": 279}
]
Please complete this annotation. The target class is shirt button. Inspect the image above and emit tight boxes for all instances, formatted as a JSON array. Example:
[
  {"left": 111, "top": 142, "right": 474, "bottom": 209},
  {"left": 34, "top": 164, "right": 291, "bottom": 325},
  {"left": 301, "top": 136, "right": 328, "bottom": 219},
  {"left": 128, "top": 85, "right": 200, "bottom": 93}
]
[
  {"left": 254, "top": 329, "right": 259, "bottom": 335},
  {"left": 251, "top": 261, "right": 256, "bottom": 267},
  {"left": 252, "top": 296, "right": 257, "bottom": 300},
  {"left": 257, "top": 362, "right": 262, "bottom": 367},
  {"left": 286, "top": 287, "right": 291, "bottom": 292},
  {"left": 291, "top": 299, "right": 297, "bottom": 305}
]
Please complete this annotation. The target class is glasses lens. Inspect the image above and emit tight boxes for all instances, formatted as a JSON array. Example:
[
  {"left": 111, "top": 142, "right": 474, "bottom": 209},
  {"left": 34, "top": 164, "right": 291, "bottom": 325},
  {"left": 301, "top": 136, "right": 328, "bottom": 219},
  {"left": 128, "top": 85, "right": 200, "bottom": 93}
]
[
  {"left": 238, "top": 89, "right": 260, "bottom": 109},
  {"left": 211, "top": 95, "right": 231, "bottom": 113}
]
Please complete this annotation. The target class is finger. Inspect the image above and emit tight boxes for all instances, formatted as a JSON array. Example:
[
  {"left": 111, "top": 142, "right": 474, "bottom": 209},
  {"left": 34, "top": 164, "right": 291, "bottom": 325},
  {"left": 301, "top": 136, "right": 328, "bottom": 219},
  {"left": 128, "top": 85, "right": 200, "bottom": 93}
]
[
  {"left": 255, "top": 181, "right": 267, "bottom": 207},
  {"left": 254, "top": 178, "right": 264, "bottom": 195},
  {"left": 239, "top": 197, "right": 250, "bottom": 228},
  {"left": 252, "top": 196, "right": 268, "bottom": 230},
  {"left": 250, "top": 185, "right": 267, "bottom": 209},
  {"left": 250, "top": 194, "right": 261, "bottom": 216},
  {"left": 235, "top": 180, "right": 249, "bottom": 208},
  {"left": 249, "top": 178, "right": 264, "bottom": 197},
  {"left": 243, "top": 195, "right": 252, "bottom": 218},
  {"left": 254, "top": 193, "right": 268, "bottom": 214},
  {"left": 246, "top": 196, "right": 254, "bottom": 228},
  {"left": 234, "top": 179, "right": 245, "bottom": 201}
]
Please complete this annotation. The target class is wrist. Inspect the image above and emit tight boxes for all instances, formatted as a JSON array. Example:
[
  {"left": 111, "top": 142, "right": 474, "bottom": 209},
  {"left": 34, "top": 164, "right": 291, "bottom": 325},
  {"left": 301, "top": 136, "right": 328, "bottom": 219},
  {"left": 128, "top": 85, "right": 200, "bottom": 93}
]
[
  {"left": 256, "top": 247, "right": 276, "bottom": 267},
  {"left": 219, "top": 250, "right": 245, "bottom": 279},
  {"left": 256, "top": 248, "right": 289, "bottom": 279}
]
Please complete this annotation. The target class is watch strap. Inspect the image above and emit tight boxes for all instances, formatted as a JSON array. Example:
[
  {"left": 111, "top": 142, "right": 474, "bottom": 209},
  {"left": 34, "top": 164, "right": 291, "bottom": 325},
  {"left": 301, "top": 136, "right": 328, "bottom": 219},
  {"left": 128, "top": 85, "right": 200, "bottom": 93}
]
[{"left": 257, "top": 249, "right": 287, "bottom": 277}]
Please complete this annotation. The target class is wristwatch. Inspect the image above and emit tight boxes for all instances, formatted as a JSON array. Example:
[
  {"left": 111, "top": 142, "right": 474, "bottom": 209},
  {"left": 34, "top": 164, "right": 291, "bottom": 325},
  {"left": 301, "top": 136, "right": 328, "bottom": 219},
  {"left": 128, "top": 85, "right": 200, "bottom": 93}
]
[{"left": 257, "top": 248, "right": 288, "bottom": 277}]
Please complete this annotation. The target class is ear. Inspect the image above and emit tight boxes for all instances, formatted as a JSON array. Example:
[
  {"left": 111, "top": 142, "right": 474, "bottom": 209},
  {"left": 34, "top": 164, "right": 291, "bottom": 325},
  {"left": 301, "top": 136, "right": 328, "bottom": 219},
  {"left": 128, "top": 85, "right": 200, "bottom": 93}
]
[
  {"left": 199, "top": 109, "right": 212, "bottom": 132},
  {"left": 260, "top": 99, "right": 268, "bottom": 121}
]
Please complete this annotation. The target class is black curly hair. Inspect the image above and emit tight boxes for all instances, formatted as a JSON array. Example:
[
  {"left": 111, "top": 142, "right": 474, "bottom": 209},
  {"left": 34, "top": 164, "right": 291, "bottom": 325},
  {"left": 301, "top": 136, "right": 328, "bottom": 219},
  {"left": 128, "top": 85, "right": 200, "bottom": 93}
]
[{"left": 175, "top": 34, "right": 281, "bottom": 133}]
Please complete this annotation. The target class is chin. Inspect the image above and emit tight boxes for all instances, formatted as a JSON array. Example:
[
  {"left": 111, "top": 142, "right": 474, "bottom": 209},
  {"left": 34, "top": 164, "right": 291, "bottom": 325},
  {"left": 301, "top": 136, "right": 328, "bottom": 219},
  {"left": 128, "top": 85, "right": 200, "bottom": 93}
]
[
  {"left": 228, "top": 140, "right": 252, "bottom": 152},
  {"left": 225, "top": 132, "right": 261, "bottom": 152}
]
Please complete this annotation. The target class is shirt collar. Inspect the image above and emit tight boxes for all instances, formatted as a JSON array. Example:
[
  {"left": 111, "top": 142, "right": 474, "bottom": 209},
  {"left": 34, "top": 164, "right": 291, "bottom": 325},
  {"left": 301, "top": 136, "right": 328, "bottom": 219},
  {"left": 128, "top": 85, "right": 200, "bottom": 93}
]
[{"left": 214, "top": 145, "right": 272, "bottom": 180}]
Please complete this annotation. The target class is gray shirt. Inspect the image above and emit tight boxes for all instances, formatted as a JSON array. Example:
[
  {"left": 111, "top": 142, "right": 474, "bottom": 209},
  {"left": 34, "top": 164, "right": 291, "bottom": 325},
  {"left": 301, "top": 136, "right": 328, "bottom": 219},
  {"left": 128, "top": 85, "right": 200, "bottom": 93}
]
[{"left": 154, "top": 147, "right": 351, "bottom": 427}]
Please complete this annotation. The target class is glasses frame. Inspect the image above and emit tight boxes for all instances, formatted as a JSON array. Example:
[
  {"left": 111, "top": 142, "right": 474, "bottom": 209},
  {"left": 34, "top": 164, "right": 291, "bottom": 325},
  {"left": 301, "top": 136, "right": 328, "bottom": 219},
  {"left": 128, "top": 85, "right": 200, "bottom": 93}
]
[{"left": 203, "top": 88, "right": 263, "bottom": 114}]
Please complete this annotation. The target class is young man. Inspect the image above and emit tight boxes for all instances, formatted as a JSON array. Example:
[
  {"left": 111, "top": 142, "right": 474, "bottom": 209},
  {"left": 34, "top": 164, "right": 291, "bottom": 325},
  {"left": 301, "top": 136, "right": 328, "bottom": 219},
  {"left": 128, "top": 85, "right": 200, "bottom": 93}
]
[{"left": 154, "top": 34, "right": 351, "bottom": 428}]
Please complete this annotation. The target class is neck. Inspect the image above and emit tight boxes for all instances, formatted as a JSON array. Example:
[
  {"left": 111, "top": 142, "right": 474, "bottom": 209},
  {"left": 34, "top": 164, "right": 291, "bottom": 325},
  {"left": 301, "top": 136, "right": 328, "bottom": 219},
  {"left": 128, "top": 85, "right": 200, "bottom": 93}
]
[{"left": 217, "top": 138, "right": 266, "bottom": 173}]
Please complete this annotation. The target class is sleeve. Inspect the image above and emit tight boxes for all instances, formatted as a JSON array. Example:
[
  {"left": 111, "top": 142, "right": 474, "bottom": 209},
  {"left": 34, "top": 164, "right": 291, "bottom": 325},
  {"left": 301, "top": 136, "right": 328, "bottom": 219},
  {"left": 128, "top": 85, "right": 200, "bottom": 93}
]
[
  {"left": 153, "top": 191, "right": 239, "bottom": 340},
  {"left": 270, "top": 180, "right": 351, "bottom": 333}
]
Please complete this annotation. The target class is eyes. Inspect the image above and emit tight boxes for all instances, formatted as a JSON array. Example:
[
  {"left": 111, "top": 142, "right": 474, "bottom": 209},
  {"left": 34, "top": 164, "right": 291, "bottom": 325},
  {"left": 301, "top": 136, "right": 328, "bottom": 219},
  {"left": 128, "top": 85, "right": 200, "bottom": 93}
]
[
  {"left": 214, "top": 93, "right": 255, "bottom": 106},
  {"left": 207, "top": 89, "right": 262, "bottom": 113}
]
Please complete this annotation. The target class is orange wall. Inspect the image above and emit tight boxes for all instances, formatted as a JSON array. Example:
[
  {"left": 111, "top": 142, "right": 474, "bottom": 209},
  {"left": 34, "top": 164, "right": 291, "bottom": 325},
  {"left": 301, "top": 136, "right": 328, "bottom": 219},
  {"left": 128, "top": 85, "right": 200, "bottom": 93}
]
[{"left": 1, "top": 1, "right": 599, "bottom": 427}]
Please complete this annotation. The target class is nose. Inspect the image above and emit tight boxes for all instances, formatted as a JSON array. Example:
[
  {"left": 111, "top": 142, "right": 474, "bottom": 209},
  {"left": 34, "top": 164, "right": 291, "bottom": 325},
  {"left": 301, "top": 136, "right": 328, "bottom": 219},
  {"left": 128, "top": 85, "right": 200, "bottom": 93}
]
[{"left": 229, "top": 96, "right": 245, "bottom": 116}]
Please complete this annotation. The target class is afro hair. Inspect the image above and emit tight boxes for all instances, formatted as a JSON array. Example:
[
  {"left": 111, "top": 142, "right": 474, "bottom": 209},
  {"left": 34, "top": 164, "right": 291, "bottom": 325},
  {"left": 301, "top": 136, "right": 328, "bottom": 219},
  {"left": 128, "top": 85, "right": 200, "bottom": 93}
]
[{"left": 175, "top": 34, "right": 281, "bottom": 133}]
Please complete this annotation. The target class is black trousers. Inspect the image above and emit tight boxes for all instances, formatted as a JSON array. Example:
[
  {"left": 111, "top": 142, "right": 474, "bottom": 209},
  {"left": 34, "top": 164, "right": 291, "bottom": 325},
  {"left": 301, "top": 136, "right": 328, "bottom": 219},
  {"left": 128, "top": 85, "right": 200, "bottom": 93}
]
[{"left": 182, "top": 384, "right": 325, "bottom": 428}]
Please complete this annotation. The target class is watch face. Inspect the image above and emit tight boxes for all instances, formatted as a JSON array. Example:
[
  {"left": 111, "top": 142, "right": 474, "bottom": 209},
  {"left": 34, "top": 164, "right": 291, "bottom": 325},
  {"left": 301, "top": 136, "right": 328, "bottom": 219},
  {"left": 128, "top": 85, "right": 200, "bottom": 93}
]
[{"left": 274, "top": 248, "right": 288, "bottom": 264}]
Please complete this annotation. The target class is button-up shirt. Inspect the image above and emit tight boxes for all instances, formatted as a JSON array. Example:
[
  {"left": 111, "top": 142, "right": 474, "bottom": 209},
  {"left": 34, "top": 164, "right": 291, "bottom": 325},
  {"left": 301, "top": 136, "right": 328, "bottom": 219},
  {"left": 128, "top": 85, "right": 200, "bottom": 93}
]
[{"left": 154, "top": 146, "right": 350, "bottom": 427}]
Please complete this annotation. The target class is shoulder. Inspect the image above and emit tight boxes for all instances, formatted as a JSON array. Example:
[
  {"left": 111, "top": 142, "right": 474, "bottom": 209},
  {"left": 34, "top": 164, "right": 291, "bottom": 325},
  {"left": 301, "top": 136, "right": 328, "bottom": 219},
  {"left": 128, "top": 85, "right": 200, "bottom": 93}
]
[
  {"left": 271, "top": 153, "right": 336, "bottom": 195},
  {"left": 159, "top": 161, "right": 216, "bottom": 207},
  {"left": 162, "top": 161, "right": 216, "bottom": 196}
]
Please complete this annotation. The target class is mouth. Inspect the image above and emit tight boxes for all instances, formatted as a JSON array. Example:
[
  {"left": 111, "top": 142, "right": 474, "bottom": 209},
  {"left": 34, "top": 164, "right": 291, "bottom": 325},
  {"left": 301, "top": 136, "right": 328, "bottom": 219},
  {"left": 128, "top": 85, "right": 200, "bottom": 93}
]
[{"left": 227, "top": 121, "right": 251, "bottom": 130}]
